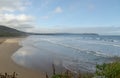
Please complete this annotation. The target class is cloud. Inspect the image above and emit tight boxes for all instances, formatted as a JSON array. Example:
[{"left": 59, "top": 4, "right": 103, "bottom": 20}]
[
  {"left": 0, "top": 0, "right": 35, "bottom": 31},
  {"left": 0, "top": 13, "right": 33, "bottom": 22},
  {"left": 40, "top": 6, "right": 63, "bottom": 20},
  {"left": 54, "top": 6, "right": 63, "bottom": 13},
  {"left": 0, "top": 0, "right": 30, "bottom": 12},
  {"left": 0, "top": 13, "right": 34, "bottom": 30}
]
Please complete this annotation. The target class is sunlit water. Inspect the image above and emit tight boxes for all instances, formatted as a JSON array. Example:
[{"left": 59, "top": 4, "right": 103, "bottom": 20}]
[{"left": 12, "top": 35, "right": 120, "bottom": 73}]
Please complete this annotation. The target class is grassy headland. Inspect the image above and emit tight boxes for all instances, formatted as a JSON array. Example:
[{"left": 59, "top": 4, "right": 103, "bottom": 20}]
[{"left": 0, "top": 25, "right": 27, "bottom": 37}]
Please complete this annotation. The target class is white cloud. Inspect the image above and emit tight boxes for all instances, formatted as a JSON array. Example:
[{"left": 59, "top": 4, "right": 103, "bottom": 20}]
[
  {"left": 0, "top": 0, "right": 29, "bottom": 12},
  {"left": 0, "top": 0, "right": 34, "bottom": 31},
  {"left": 0, "top": 13, "right": 34, "bottom": 29},
  {"left": 0, "top": 14, "right": 32, "bottom": 22},
  {"left": 54, "top": 6, "right": 63, "bottom": 13},
  {"left": 40, "top": 6, "right": 63, "bottom": 20},
  {"left": 0, "top": 0, "right": 35, "bottom": 31}
]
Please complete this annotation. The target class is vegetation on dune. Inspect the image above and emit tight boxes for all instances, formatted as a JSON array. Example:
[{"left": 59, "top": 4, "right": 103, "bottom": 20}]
[
  {"left": 46, "top": 61, "right": 120, "bottom": 78},
  {"left": 0, "top": 72, "right": 17, "bottom": 78},
  {"left": 95, "top": 62, "right": 120, "bottom": 78},
  {"left": 51, "top": 70, "right": 93, "bottom": 78},
  {"left": 0, "top": 61, "right": 120, "bottom": 78}
]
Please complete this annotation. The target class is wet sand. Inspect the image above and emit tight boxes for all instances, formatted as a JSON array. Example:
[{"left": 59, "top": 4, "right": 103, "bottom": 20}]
[{"left": 0, "top": 38, "right": 46, "bottom": 78}]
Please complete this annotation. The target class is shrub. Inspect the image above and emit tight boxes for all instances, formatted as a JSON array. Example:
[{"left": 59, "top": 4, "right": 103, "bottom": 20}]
[{"left": 95, "top": 62, "right": 120, "bottom": 78}]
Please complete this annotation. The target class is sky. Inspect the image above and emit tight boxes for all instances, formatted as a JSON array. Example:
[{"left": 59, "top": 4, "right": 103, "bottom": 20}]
[{"left": 0, "top": 0, "right": 120, "bottom": 35}]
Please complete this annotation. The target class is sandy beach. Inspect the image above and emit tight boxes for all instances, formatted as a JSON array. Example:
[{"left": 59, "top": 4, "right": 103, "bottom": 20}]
[{"left": 0, "top": 37, "right": 46, "bottom": 78}]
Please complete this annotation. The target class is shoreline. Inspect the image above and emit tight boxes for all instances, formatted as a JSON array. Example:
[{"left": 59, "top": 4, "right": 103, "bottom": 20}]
[{"left": 0, "top": 37, "right": 46, "bottom": 78}]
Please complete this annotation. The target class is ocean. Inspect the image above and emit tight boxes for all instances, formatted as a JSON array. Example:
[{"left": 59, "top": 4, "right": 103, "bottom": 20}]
[{"left": 12, "top": 35, "right": 120, "bottom": 73}]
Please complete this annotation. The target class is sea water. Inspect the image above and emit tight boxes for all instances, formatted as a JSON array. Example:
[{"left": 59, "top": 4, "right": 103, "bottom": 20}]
[{"left": 12, "top": 35, "right": 120, "bottom": 73}]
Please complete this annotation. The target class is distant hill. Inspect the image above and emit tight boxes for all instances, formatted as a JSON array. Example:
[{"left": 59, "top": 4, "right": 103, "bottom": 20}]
[
  {"left": 0, "top": 25, "right": 26, "bottom": 37},
  {"left": 29, "top": 33, "right": 99, "bottom": 36}
]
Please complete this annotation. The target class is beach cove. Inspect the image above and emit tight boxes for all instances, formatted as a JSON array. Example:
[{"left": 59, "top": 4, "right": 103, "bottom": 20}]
[{"left": 12, "top": 35, "right": 120, "bottom": 74}]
